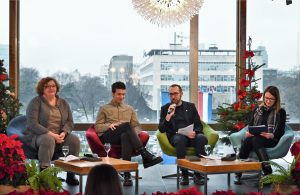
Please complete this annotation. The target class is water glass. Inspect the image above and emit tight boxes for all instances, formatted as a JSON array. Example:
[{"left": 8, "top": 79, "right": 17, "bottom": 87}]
[
  {"left": 233, "top": 146, "right": 240, "bottom": 160},
  {"left": 62, "top": 146, "right": 69, "bottom": 161},
  {"left": 204, "top": 144, "right": 211, "bottom": 156},
  {"left": 104, "top": 143, "right": 111, "bottom": 158}
]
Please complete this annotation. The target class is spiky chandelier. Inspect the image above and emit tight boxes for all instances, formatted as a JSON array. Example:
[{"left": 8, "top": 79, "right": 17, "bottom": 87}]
[{"left": 132, "top": 0, "right": 204, "bottom": 27}]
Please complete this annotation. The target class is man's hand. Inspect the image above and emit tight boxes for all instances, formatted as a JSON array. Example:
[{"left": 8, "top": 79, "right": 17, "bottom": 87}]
[
  {"left": 109, "top": 122, "right": 120, "bottom": 130},
  {"left": 187, "top": 131, "right": 196, "bottom": 139},
  {"left": 165, "top": 104, "right": 176, "bottom": 122},
  {"left": 260, "top": 132, "right": 274, "bottom": 139},
  {"left": 245, "top": 131, "right": 253, "bottom": 137}
]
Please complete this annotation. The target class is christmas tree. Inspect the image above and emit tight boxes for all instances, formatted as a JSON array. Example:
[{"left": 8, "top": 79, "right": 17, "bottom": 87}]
[
  {"left": 0, "top": 59, "right": 22, "bottom": 134},
  {"left": 216, "top": 37, "right": 265, "bottom": 144}
]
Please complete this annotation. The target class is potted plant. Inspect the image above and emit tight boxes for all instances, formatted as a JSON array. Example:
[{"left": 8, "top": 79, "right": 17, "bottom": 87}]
[
  {"left": 25, "top": 160, "right": 63, "bottom": 192},
  {"left": 0, "top": 134, "right": 28, "bottom": 193},
  {"left": 260, "top": 140, "right": 300, "bottom": 193}
]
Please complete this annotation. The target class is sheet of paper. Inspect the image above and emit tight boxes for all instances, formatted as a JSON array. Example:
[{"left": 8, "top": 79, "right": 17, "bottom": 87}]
[
  {"left": 59, "top": 155, "right": 80, "bottom": 162},
  {"left": 177, "top": 124, "right": 194, "bottom": 136},
  {"left": 200, "top": 155, "right": 221, "bottom": 160}
]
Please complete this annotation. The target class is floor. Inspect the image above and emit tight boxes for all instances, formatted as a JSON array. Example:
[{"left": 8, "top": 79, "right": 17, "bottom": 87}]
[
  {"left": 62, "top": 133, "right": 295, "bottom": 195},
  {"left": 61, "top": 162, "right": 276, "bottom": 195}
]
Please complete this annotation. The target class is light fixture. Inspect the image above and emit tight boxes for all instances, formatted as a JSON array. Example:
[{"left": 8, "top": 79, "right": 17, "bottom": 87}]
[{"left": 132, "top": 0, "right": 204, "bottom": 27}]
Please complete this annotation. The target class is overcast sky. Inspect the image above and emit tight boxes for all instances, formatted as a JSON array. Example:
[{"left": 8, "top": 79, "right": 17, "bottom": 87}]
[{"left": 0, "top": 0, "right": 299, "bottom": 75}]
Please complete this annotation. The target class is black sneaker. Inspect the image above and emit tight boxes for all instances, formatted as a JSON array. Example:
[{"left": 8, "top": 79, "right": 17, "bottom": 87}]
[
  {"left": 180, "top": 175, "right": 189, "bottom": 185},
  {"left": 234, "top": 173, "right": 242, "bottom": 185},
  {"left": 66, "top": 173, "right": 79, "bottom": 186},
  {"left": 193, "top": 173, "right": 204, "bottom": 185},
  {"left": 123, "top": 172, "right": 133, "bottom": 186}
]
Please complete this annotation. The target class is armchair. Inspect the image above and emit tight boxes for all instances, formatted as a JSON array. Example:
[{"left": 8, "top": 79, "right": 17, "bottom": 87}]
[
  {"left": 230, "top": 124, "right": 294, "bottom": 160},
  {"left": 156, "top": 121, "right": 219, "bottom": 178},
  {"left": 6, "top": 115, "right": 38, "bottom": 159},
  {"left": 85, "top": 125, "right": 150, "bottom": 158}
]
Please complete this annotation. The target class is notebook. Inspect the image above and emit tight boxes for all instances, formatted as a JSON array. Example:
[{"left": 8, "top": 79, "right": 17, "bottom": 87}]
[{"left": 248, "top": 125, "right": 268, "bottom": 136}]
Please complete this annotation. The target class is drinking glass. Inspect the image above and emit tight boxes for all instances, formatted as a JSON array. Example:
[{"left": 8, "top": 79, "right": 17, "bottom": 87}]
[
  {"left": 62, "top": 146, "right": 69, "bottom": 161},
  {"left": 104, "top": 143, "right": 111, "bottom": 158},
  {"left": 233, "top": 146, "right": 240, "bottom": 160},
  {"left": 204, "top": 144, "right": 211, "bottom": 156}
]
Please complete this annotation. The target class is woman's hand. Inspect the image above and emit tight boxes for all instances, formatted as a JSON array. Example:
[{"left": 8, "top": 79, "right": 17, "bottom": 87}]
[
  {"left": 245, "top": 131, "right": 253, "bottom": 137},
  {"left": 48, "top": 131, "right": 64, "bottom": 143},
  {"left": 260, "top": 132, "right": 274, "bottom": 139}
]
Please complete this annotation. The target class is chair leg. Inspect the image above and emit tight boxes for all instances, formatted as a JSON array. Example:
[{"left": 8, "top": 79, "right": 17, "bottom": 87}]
[
  {"left": 162, "top": 173, "right": 179, "bottom": 179},
  {"left": 162, "top": 172, "right": 194, "bottom": 179}
]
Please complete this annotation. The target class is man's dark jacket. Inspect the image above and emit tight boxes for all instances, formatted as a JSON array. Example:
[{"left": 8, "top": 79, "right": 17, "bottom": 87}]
[{"left": 158, "top": 101, "right": 203, "bottom": 139}]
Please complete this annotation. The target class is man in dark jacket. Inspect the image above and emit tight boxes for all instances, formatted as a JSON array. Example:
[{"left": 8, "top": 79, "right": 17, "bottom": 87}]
[{"left": 158, "top": 84, "right": 208, "bottom": 185}]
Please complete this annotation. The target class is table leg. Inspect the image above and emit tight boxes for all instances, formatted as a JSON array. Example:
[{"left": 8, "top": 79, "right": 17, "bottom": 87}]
[
  {"left": 257, "top": 171, "right": 262, "bottom": 192},
  {"left": 227, "top": 173, "right": 230, "bottom": 186},
  {"left": 135, "top": 170, "right": 139, "bottom": 195},
  {"left": 79, "top": 175, "right": 83, "bottom": 193},
  {"left": 177, "top": 166, "right": 179, "bottom": 189},
  {"left": 204, "top": 174, "right": 208, "bottom": 195}
]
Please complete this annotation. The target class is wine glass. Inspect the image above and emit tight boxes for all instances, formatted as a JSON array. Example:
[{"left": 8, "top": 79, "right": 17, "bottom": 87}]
[
  {"left": 204, "top": 144, "right": 211, "bottom": 156},
  {"left": 62, "top": 146, "right": 69, "bottom": 161},
  {"left": 104, "top": 143, "right": 111, "bottom": 158},
  {"left": 233, "top": 146, "right": 240, "bottom": 160}
]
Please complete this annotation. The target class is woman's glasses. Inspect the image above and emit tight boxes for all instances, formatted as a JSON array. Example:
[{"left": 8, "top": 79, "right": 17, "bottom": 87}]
[
  {"left": 44, "top": 84, "right": 56, "bottom": 89},
  {"left": 264, "top": 97, "right": 276, "bottom": 102}
]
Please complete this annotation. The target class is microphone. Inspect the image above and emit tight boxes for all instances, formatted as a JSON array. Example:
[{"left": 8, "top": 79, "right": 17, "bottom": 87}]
[{"left": 167, "top": 104, "right": 176, "bottom": 114}]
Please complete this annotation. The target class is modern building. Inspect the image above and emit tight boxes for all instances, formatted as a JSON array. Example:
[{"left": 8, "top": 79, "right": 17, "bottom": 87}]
[
  {"left": 139, "top": 44, "right": 267, "bottom": 114},
  {"left": 108, "top": 55, "right": 133, "bottom": 86}
]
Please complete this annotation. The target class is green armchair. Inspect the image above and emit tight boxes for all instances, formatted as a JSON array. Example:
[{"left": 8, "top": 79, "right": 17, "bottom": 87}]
[{"left": 156, "top": 121, "right": 219, "bottom": 178}]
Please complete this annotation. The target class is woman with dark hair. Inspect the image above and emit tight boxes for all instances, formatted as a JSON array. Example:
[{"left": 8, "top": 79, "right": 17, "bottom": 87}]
[
  {"left": 85, "top": 164, "right": 123, "bottom": 195},
  {"left": 236, "top": 86, "right": 286, "bottom": 181},
  {"left": 25, "top": 77, "right": 80, "bottom": 185}
]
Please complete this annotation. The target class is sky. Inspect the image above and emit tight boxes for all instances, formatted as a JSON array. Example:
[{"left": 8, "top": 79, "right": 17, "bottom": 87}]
[{"left": 0, "top": 0, "right": 299, "bottom": 75}]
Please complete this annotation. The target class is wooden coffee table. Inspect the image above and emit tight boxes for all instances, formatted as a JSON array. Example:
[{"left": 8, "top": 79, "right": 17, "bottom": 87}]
[
  {"left": 55, "top": 157, "right": 139, "bottom": 194},
  {"left": 177, "top": 158, "right": 262, "bottom": 194}
]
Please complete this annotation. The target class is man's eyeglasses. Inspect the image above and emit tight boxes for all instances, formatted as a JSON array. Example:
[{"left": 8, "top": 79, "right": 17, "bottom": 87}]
[
  {"left": 44, "top": 85, "right": 56, "bottom": 89},
  {"left": 264, "top": 97, "right": 276, "bottom": 102},
  {"left": 169, "top": 92, "right": 180, "bottom": 96}
]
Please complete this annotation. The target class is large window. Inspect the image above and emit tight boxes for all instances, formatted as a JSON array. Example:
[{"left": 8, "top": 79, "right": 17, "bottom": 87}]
[
  {"left": 248, "top": 0, "right": 300, "bottom": 123},
  {"left": 0, "top": 0, "right": 9, "bottom": 70},
  {"left": 198, "top": 0, "right": 236, "bottom": 120},
  {"left": 19, "top": 0, "right": 189, "bottom": 123}
]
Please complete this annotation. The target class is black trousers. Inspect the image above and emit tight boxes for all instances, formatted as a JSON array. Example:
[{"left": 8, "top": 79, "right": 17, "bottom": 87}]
[
  {"left": 170, "top": 133, "right": 208, "bottom": 159},
  {"left": 100, "top": 122, "right": 143, "bottom": 161},
  {"left": 239, "top": 135, "right": 277, "bottom": 161}
]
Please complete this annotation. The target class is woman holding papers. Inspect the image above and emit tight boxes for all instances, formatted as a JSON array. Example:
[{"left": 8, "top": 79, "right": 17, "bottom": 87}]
[
  {"left": 159, "top": 84, "right": 208, "bottom": 185},
  {"left": 25, "top": 77, "right": 80, "bottom": 185},
  {"left": 238, "top": 86, "right": 286, "bottom": 178}
]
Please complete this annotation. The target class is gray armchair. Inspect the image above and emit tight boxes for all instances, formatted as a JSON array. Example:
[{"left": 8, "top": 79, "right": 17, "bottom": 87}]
[{"left": 230, "top": 124, "right": 294, "bottom": 159}]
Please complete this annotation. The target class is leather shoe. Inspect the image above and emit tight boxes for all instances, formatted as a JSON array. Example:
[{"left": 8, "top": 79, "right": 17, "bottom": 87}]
[
  {"left": 180, "top": 175, "right": 189, "bottom": 185},
  {"left": 193, "top": 173, "right": 204, "bottom": 185},
  {"left": 66, "top": 173, "right": 79, "bottom": 186},
  {"left": 123, "top": 172, "right": 133, "bottom": 186}
]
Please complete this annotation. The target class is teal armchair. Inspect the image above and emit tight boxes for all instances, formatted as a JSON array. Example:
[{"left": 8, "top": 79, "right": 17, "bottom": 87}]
[
  {"left": 156, "top": 121, "right": 219, "bottom": 178},
  {"left": 230, "top": 124, "right": 294, "bottom": 159}
]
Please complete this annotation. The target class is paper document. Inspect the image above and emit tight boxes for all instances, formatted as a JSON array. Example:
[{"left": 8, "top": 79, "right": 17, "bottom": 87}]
[
  {"left": 59, "top": 155, "right": 80, "bottom": 162},
  {"left": 177, "top": 124, "right": 194, "bottom": 136},
  {"left": 200, "top": 155, "right": 221, "bottom": 160}
]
